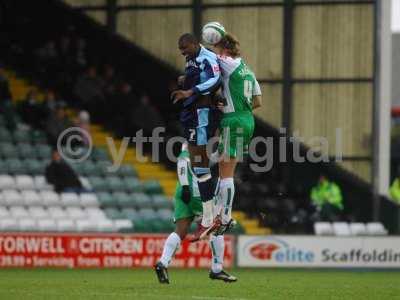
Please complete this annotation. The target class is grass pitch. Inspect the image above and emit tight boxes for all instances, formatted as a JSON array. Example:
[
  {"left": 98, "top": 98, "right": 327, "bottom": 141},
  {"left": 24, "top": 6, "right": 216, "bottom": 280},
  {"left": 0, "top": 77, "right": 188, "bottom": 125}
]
[{"left": 0, "top": 268, "right": 398, "bottom": 300}]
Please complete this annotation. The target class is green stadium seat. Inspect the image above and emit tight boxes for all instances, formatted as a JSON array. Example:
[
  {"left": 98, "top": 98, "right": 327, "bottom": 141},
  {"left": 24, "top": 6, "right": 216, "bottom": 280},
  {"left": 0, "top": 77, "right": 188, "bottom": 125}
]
[
  {"left": 82, "top": 161, "right": 97, "bottom": 176},
  {"left": 152, "top": 195, "right": 173, "bottom": 209},
  {"left": 133, "top": 220, "right": 151, "bottom": 232},
  {"left": 137, "top": 208, "right": 157, "bottom": 221},
  {"left": 89, "top": 176, "right": 107, "bottom": 191},
  {"left": 117, "top": 164, "right": 138, "bottom": 177},
  {"left": 104, "top": 208, "right": 123, "bottom": 219},
  {"left": 108, "top": 176, "right": 125, "bottom": 192},
  {"left": 6, "top": 158, "right": 26, "bottom": 174},
  {"left": 114, "top": 192, "right": 135, "bottom": 208},
  {"left": 0, "top": 160, "right": 8, "bottom": 173},
  {"left": 91, "top": 147, "right": 109, "bottom": 161},
  {"left": 97, "top": 192, "right": 117, "bottom": 208},
  {"left": 157, "top": 208, "right": 173, "bottom": 221},
  {"left": 121, "top": 208, "right": 138, "bottom": 220},
  {"left": 37, "top": 144, "right": 52, "bottom": 159},
  {"left": 0, "top": 128, "right": 12, "bottom": 143},
  {"left": 96, "top": 160, "right": 112, "bottom": 176},
  {"left": 151, "top": 219, "right": 166, "bottom": 233},
  {"left": 13, "top": 130, "right": 31, "bottom": 143},
  {"left": 26, "top": 159, "right": 46, "bottom": 175},
  {"left": 0, "top": 143, "right": 18, "bottom": 159},
  {"left": 133, "top": 193, "right": 153, "bottom": 209},
  {"left": 18, "top": 143, "right": 37, "bottom": 159},
  {"left": 32, "top": 130, "right": 48, "bottom": 144},
  {"left": 123, "top": 177, "right": 142, "bottom": 193},
  {"left": 70, "top": 162, "right": 84, "bottom": 175},
  {"left": 231, "top": 222, "right": 246, "bottom": 234},
  {"left": 143, "top": 180, "right": 163, "bottom": 195},
  {"left": 189, "top": 222, "right": 197, "bottom": 233},
  {"left": 155, "top": 219, "right": 174, "bottom": 233}
]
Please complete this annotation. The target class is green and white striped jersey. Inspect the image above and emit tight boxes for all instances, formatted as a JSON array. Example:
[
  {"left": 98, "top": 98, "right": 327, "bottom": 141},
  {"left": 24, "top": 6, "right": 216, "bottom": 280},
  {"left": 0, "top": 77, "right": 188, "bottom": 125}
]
[{"left": 218, "top": 55, "right": 261, "bottom": 114}]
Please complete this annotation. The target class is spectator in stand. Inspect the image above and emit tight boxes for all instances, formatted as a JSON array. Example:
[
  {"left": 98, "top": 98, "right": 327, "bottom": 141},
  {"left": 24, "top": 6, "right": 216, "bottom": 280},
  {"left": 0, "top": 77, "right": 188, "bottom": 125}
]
[
  {"left": 108, "top": 81, "right": 138, "bottom": 135},
  {"left": 35, "top": 41, "right": 59, "bottom": 84},
  {"left": 100, "top": 64, "right": 117, "bottom": 98},
  {"left": 73, "top": 37, "right": 88, "bottom": 73},
  {"left": 73, "top": 66, "right": 105, "bottom": 120},
  {"left": 45, "top": 149, "right": 84, "bottom": 193},
  {"left": 0, "top": 64, "right": 17, "bottom": 130},
  {"left": 18, "top": 89, "right": 43, "bottom": 128},
  {"left": 45, "top": 102, "right": 72, "bottom": 146},
  {"left": 42, "top": 89, "right": 59, "bottom": 119},
  {"left": 310, "top": 175, "right": 343, "bottom": 221},
  {"left": 131, "top": 92, "right": 165, "bottom": 135},
  {"left": 74, "top": 110, "right": 91, "bottom": 147}
]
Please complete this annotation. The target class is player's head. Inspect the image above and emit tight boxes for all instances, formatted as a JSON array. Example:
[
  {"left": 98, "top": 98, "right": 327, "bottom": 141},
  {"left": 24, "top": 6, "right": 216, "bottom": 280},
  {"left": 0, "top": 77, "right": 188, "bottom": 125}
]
[
  {"left": 214, "top": 33, "right": 240, "bottom": 58},
  {"left": 178, "top": 33, "right": 199, "bottom": 58}
]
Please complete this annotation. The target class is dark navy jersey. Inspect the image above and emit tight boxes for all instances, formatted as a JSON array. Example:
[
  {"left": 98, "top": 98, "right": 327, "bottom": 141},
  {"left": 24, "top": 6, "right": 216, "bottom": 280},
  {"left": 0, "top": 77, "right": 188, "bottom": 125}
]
[{"left": 181, "top": 46, "right": 221, "bottom": 109}]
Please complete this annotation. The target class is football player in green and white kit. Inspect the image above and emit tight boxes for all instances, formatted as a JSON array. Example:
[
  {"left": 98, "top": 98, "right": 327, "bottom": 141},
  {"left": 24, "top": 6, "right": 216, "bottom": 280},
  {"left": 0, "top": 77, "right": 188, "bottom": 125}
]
[
  {"left": 213, "top": 33, "right": 262, "bottom": 232},
  {"left": 154, "top": 143, "right": 237, "bottom": 284}
]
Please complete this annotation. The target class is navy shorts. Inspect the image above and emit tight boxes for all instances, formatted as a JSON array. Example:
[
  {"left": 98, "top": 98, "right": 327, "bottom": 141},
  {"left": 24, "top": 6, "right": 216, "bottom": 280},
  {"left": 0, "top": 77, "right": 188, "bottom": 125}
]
[{"left": 180, "top": 106, "right": 221, "bottom": 146}]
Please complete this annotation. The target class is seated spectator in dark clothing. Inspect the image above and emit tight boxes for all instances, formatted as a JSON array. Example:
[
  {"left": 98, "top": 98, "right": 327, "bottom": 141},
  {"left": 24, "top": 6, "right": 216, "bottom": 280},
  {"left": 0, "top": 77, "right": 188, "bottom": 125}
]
[
  {"left": 0, "top": 64, "right": 17, "bottom": 130},
  {"left": 100, "top": 64, "right": 117, "bottom": 97},
  {"left": 73, "top": 66, "right": 105, "bottom": 120},
  {"left": 45, "top": 150, "right": 84, "bottom": 193},
  {"left": 74, "top": 66, "right": 104, "bottom": 105},
  {"left": 18, "top": 90, "right": 44, "bottom": 128},
  {"left": 42, "top": 89, "right": 60, "bottom": 119},
  {"left": 131, "top": 93, "right": 165, "bottom": 135},
  {"left": 45, "top": 103, "right": 73, "bottom": 146}
]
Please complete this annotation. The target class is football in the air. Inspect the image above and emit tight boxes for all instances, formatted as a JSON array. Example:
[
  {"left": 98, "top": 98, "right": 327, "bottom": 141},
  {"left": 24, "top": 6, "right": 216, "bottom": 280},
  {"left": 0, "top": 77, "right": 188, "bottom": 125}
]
[{"left": 201, "top": 22, "right": 226, "bottom": 45}]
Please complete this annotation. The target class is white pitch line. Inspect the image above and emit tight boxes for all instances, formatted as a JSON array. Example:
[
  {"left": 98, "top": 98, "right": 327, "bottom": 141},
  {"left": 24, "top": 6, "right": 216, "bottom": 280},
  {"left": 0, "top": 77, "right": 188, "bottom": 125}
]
[{"left": 192, "top": 296, "right": 249, "bottom": 300}]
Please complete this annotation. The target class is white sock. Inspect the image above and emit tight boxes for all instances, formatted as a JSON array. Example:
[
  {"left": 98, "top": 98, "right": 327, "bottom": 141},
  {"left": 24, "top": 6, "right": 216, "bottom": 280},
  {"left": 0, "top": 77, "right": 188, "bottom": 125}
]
[
  {"left": 201, "top": 200, "right": 214, "bottom": 227},
  {"left": 213, "top": 193, "right": 223, "bottom": 219},
  {"left": 210, "top": 235, "right": 224, "bottom": 273},
  {"left": 219, "top": 178, "right": 235, "bottom": 224},
  {"left": 159, "top": 232, "right": 181, "bottom": 267}
]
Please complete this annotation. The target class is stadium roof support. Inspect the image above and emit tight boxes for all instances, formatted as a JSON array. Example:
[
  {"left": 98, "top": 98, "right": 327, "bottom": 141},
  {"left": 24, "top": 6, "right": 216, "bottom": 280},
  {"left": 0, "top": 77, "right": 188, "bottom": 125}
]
[{"left": 372, "top": 0, "right": 392, "bottom": 220}]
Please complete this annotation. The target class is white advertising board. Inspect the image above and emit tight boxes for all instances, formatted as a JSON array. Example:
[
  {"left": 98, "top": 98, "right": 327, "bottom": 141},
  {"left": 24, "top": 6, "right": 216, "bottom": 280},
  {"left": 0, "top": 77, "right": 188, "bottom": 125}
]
[{"left": 237, "top": 235, "right": 400, "bottom": 268}]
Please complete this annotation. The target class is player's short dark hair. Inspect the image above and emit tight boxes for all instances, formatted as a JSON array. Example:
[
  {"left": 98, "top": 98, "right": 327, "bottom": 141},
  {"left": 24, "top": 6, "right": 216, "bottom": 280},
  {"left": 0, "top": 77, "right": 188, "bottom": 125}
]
[{"left": 178, "top": 33, "right": 198, "bottom": 45}]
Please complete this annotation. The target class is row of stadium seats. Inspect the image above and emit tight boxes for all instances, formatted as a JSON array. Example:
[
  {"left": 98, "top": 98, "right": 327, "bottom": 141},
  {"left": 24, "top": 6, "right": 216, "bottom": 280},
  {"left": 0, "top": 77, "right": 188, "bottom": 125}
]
[
  {"left": 0, "top": 175, "right": 53, "bottom": 190},
  {"left": 0, "top": 158, "right": 49, "bottom": 175},
  {"left": 0, "top": 128, "right": 47, "bottom": 144},
  {"left": 314, "top": 222, "right": 388, "bottom": 236},
  {"left": 97, "top": 192, "right": 172, "bottom": 209},
  {"left": 0, "top": 190, "right": 172, "bottom": 210},
  {"left": 0, "top": 174, "right": 162, "bottom": 194},
  {"left": 0, "top": 159, "right": 137, "bottom": 177},
  {"left": 0, "top": 143, "right": 52, "bottom": 159},
  {"left": 71, "top": 162, "right": 137, "bottom": 177},
  {"left": 0, "top": 218, "right": 133, "bottom": 232},
  {"left": 88, "top": 177, "right": 162, "bottom": 193},
  {"left": 0, "top": 206, "right": 172, "bottom": 221}
]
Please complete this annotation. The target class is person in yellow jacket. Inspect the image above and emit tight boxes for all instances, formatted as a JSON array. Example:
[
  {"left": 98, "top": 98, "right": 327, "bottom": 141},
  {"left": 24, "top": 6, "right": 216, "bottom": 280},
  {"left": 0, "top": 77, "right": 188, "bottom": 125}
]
[
  {"left": 389, "top": 177, "right": 400, "bottom": 204},
  {"left": 310, "top": 175, "right": 343, "bottom": 221}
]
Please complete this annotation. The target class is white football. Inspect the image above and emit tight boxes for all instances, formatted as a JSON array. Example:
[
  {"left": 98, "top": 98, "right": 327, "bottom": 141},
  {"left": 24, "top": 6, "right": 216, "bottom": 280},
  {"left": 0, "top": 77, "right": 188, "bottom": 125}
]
[{"left": 202, "top": 22, "right": 226, "bottom": 45}]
